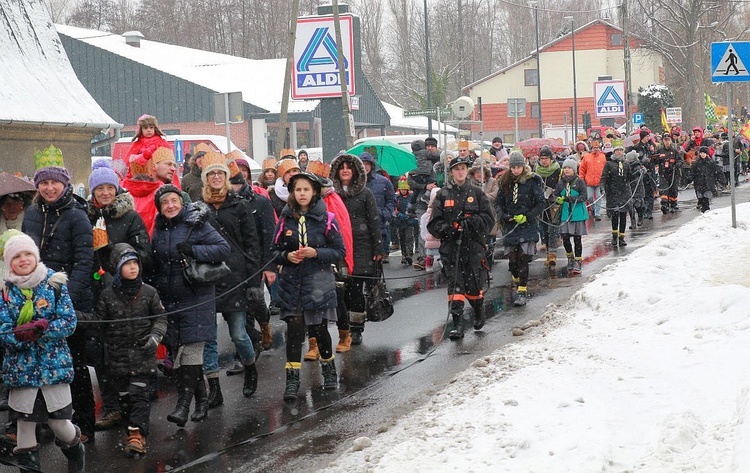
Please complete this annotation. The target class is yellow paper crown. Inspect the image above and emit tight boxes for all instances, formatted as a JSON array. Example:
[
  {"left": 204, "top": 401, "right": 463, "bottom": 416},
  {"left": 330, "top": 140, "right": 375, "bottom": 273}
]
[
  {"left": 280, "top": 148, "right": 296, "bottom": 159},
  {"left": 34, "top": 145, "right": 64, "bottom": 170},
  {"left": 262, "top": 158, "right": 278, "bottom": 171},
  {"left": 306, "top": 160, "right": 330, "bottom": 179}
]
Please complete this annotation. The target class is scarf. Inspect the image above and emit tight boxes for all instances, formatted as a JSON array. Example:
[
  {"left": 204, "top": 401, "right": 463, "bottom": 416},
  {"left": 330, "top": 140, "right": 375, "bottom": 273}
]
[
  {"left": 535, "top": 161, "right": 560, "bottom": 178},
  {"left": 298, "top": 215, "right": 308, "bottom": 247},
  {"left": 201, "top": 185, "right": 228, "bottom": 205},
  {"left": 274, "top": 178, "right": 290, "bottom": 202},
  {"left": 5, "top": 263, "right": 49, "bottom": 326},
  {"left": 113, "top": 275, "right": 143, "bottom": 302}
]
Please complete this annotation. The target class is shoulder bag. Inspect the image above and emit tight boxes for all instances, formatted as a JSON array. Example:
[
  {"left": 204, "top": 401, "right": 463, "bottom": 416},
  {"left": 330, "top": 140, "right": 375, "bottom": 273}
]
[
  {"left": 365, "top": 261, "right": 394, "bottom": 322},
  {"left": 180, "top": 226, "right": 231, "bottom": 286}
]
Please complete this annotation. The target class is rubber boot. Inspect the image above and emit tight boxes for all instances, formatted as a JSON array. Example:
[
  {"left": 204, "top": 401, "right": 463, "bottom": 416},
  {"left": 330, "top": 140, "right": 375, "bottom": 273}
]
[
  {"left": 304, "top": 337, "right": 320, "bottom": 361},
  {"left": 167, "top": 368, "right": 194, "bottom": 427},
  {"left": 514, "top": 286, "right": 528, "bottom": 306},
  {"left": 13, "top": 445, "right": 40, "bottom": 473},
  {"left": 336, "top": 330, "right": 352, "bottom": 353},
  {"left": 472, "top": 301, "right": 485, "bottom": 331},
  {"left": 449, "top": 312, "right": 464, "bottom": 340},
  {"left": 566, "top": 252, "right": 575, "bottom": 271},
  {"left": 191, "top": 375, "right": 208, "bottom": 422},
  {"left": 611, "top": 231, "right": 619, "bottom": 247},
  {"left": 57, "top": 425, "right": 85, "bottom": 473},
  {"left": 283, "top": 367, "right": 301, "bottom": 401},
  {"left": 618, "top": 232, "right": 627, "bottom": 247},
  {"left": 243, "top": 363, "right": 258, "bottom": 397},
  {"left": 207, "top": 377, "right": 223, "bottom": 409},
  {"left": 320, "top": 357, "right": 338, "bottom": 390}
]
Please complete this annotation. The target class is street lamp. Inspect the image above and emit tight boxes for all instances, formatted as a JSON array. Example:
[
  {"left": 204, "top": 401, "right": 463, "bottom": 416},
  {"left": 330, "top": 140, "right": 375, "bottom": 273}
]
[
  {"left": 424, "top": 0, "right": 432, "bottom": 136},
  {"left": 564, "top": 16, "right": 578, "bottom": 141},
  {"left": 529, "top": 1, "right": 542, "bottom": 137}
]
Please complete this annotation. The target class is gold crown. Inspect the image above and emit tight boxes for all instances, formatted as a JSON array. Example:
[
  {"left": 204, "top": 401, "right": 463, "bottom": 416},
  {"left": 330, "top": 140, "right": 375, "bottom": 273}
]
[
  {"left": 306, "top": 160, "right": 330, "bottom": 179},
  {"left": 227, "top": 159, "right": 241, "bottom": 178},
  {"left": 262, "top": 158, "right": 277, "bottom": 171},
  {"left": 151, "top": 147, "right": 175, "bottom": 165},
  {"left": 34, "top": 145, "right": 64, "bottom": 170},
  {"left": 276, "top": 158, "right": 300, "bottom": 177},
  {"left": 194, "top": 143, "right": 214, "bottom": 155},
  {"left": 280, "top": 148, "right": 296, "bottom": 159}
]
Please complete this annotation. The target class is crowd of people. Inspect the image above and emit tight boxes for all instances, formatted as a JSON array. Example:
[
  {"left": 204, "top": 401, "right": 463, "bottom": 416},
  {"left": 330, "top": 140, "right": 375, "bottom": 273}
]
[{"left": 0, "top": 114, "right": 744, "bottom": 471}]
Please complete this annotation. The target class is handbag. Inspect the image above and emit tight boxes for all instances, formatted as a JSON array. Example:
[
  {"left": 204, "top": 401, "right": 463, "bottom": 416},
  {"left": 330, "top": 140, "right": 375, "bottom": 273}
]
[
  {"left": 180, "top": 227, "right": 231, "bottom": 286},
  {"left": 365, "top": 262, "right": 394, "bottom": 322}
]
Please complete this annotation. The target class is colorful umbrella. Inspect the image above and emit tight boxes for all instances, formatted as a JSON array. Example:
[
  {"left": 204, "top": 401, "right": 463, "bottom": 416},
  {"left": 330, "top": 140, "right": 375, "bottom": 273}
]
[
  {"left": 0, "top": 173, "right": 36, "bottom": 198},
  {"left": 346, "top": 140, "right": 417, "bottom": 177},
  {"left": 514, "top": 138, "right": 567, "bottom": 158}
]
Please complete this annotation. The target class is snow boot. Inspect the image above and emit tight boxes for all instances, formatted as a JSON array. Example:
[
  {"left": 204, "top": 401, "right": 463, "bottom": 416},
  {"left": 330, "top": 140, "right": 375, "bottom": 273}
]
[
  {"left": 611, "top": 231, "right": 619, "bottom": 247},
  {"left": 57, "top": 425, "right": 85, "bottom": 473},
  {"left": 124, "top": 426, "right": 147, "bottom": 456},
  {"left": 336, "top": 330, "right": 352, "bottom": 353},
  {"left": 449, "top": 313, "right": 464, "bottom": 340},
  {"left": 544, "top": 251, "right": 557, "bottom": 267},
  {"left": 514, "top": 287, "right": 528, "bottom": 306},
  {"left": 320, "top": 357, "right": 338, "bottom": 390},
  {"left": 13, "top": 445, "right": 40, "bottom": 472},
  {"left": 566, "top": 252, "right": 575, "bottom": 271},
  {"left": 511, "top": 276, "right": 520, "bottom": 286},
  {"left": 226, "top": 355, "right": 244, "bottom": 376},
  {"left": 283, "top": 366, "right": 301, "bottom": 401},
  {"left": 207, "top": 377, "right": 223, "bottom": 408},
  {"left": 350, "top": 327, "right": 364, "bottom": 346},
  {"left": 167, "top": 388, "right": 193, "bottom": 427},
  {"left": 618, "top": 232, "right": 627, "bottom": 247},
  {"left": 242, "top": 363, "right": 258, "bottom": 398},
  {"left": 661, "top": 202, "right": 669, "bottom": 214},
  {"left": 190, "top": 372, "right": 208, "bottom": 423},
  {"left": 304, "top": 337, "right": 320, "bottom": 361},
  {"left": 472, "top": 302, "right": 485, "bottom": 331},
  {"left": 570, "top": 258, "right": 582, "bottom": 275}
]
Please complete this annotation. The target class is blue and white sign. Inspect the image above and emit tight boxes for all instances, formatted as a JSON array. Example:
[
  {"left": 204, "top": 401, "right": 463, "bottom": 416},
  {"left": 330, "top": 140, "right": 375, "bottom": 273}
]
[
  {"left": 173, "top": 140, "right": 184, "bottom": 164},
  {"left": 594, "top": 80, "right": 626, "bottom": 118},
  {"left": 711, "top": 42, "right": 750, "bottom": 83},
  {"left": 292, "top": 15, "right": 356, "bottom": 99},
  {"left": 632, "top": 113, "right": 644, "bottom": 124}
]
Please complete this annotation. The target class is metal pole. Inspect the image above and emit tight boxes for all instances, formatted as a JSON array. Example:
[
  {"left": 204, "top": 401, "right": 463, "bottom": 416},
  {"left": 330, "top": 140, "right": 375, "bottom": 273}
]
[
  {"left": 570, "top": 19, "right": 578, "bottom": 140},
  {"left": 277, "top": 0, "right": 300, "bottom": 157},
  {"left": 531, "top": 2, "right": 543, "bottom": 137},
  {"left": 224, "top": 93, "right": 231, "bottom": 153},
  {"left": 727, "top": 85, "right": 737, "bottom": 228},
  {"left": 623, "top": 0, "right": 633, "bottom": 136},
  {"left": 332, "top": 0, "right": 354, "bottom": 149},
  {"left": 424, "top": 0, "right": 433, "bottom": 136},
  {"left": 514, "top": 101, "right": 519, "bottom": 143}
]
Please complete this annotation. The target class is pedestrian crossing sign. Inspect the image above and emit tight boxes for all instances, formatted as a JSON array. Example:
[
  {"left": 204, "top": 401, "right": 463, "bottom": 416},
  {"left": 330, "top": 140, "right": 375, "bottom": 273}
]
[{"left": 711, "top": 42, "right": 750, "bottom": 83}]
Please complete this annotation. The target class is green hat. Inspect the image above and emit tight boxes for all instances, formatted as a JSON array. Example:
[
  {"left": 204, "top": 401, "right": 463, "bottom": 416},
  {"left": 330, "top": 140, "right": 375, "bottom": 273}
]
[
  {"left": 34, "top": 145, "right": 65, "bottom": 170},
  {"left": 0, "top": 229, "right": 23, "bottom": 261}
]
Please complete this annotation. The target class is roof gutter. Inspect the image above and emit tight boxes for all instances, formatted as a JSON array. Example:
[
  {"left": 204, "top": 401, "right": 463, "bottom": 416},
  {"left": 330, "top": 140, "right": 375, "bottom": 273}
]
[{"left": 0, "top": 119, "right": 124, "bottom": 130}]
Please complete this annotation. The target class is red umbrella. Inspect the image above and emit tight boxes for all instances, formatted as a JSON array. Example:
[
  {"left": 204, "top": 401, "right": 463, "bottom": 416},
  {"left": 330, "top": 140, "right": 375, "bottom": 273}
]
[{"left": 514, "top": 138, "right": 567, "bottom": 158}]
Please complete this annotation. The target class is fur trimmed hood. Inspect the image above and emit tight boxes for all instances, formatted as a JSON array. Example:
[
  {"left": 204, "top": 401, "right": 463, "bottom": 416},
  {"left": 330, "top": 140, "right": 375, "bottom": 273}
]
[
  {"left": 155, "top": 200, "right": 211, "bottom": 230},
  {"left": 87, "top": 190, "right": 135, "bottom": 221},
  {"left": 499, "top": 164, "right": 540, "bottom": 191},
  {"left": 330, "top": 153, "right": 367, "bottom": 198}
]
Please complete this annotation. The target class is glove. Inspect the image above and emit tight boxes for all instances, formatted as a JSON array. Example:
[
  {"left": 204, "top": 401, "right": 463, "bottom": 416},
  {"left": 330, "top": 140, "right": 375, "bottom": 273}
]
[
  {"left": 176, "top": 242, "right": 194, "bottom": 257},
  {"left": 13, "top": 320, "right": 46, "bottom": 342},
  {"left": 32, "top": 319, "right": 49, "bottom": 333},
  {"left": 513, "top": 214, "right": 527, "bottom": 224},
  {"left": 555, "top": 196, "right": 565, "bottom": 205},
  {"left": 140, "top": 335, "right": 160, "bottom": 352}
]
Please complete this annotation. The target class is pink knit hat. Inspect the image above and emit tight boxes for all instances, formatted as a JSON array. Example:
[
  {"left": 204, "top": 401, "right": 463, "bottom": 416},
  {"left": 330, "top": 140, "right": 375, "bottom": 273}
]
[{"left": 3, "top": 233, "right": 39, "bottom": 264}]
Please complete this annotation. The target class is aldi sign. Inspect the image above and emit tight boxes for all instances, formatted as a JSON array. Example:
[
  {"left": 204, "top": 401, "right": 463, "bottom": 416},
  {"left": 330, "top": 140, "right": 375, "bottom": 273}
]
[
  {"left": 292, "top": 15, "right": 356, "bottom": 99},
  {"left": 594, "top": 80, "right": 626, "bottom": 118}
]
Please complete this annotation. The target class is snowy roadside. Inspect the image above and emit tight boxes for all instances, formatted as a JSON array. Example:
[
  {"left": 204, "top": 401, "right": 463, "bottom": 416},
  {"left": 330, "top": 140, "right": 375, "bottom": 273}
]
[{"left": 320, "top": 203, "right": 750, "bottom": 472}]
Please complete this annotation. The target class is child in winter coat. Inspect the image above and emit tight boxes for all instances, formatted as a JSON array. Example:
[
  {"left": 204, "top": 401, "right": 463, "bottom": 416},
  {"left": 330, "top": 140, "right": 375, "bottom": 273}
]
[
  {"left": 0, "top": 231, "right": 84, "bottom": 472},
  {"left": 420, "top": 187, "right": 442, "bottom": 272},
  {"left": 124, "top": 114, "right": 173, "bottom": 179},
  {"left": 94, "top": 243, "right": 166, "bottom": 456},
  {"left": 602, "top": 148, "right": 634, "bottom": 247},
  {"left": 692, "top": 146, "right": 724, "bottom": 212},
  {"left": 393, "top": 177, "right": 419, "bottom": 265},
  {"left": 554, "top": 158, "right": 589, "bottom": 273}
]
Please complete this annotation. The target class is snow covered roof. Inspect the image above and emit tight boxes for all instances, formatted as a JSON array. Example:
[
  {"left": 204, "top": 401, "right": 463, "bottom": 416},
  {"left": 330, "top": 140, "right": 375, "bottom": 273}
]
[
  {"left": 382, "top": 102, "right": 458, "bottom": 133},
  {"left": 0, "top": 1, "right": 120, "bottom": 128},
  {"left": 55, "top": 24, "right": 319, "bottom": 115}
]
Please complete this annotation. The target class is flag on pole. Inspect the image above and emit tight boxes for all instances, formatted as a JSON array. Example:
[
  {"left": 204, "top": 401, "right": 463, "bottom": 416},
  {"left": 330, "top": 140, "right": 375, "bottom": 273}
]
[
  {"left": 660, "top": 108, "right": 669, "bottom": 132},
  {"left": 705, "top": 93, "right": 719, "bottom": 125},
  {"left": 740, "top": 120, "right": 750, "bottom": 141}
]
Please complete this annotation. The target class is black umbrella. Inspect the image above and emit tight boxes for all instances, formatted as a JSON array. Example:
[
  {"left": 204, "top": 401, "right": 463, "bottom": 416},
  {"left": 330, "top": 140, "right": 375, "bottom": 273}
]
[{"left": 0, "top": 173, "right": 36, "bottom": 198}]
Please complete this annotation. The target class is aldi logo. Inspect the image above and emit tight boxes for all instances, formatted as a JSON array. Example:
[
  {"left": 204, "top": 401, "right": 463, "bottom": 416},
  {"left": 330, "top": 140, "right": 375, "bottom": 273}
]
[
  {"left": 594, "top": 80, "right": 626, "bottom": 118},
  {"left": 292, "top": 15, "right": 356, "bottom": 99}
]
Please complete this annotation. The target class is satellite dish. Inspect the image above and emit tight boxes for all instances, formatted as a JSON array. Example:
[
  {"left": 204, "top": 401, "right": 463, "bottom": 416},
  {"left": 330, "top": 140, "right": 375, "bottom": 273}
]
[{"left": 451, "top": 96, "right": 475, "bottom": 119}]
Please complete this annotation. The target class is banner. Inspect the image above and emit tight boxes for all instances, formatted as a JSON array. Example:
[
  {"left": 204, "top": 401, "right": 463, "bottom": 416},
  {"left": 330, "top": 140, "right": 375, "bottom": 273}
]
[
  {"left": 705, "top": 93, "right": 719, "bottom": 125},
  {"left": 660, "top": 108, "right": 669, "bottom": 132}
]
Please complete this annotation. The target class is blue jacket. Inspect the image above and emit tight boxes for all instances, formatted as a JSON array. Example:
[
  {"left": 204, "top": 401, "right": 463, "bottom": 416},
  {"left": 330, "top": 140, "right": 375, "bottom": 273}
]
[
  {"left": 273, "top": 198, "right": 346, "bottom": 312},
  {"left": 554, "top": 174, "right": 589, "bottom": 222},
  {"left": 0, "top": 270, "right": 76, "bottom": 388},
  {"left": 366, "top": 170, "right": 397, "bottom": 225},
  {"left": 152, "top": 202, "right": 230, "bottom": 346}
]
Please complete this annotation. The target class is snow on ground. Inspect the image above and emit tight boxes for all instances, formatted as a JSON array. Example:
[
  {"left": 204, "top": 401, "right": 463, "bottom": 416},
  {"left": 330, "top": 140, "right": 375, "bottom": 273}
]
[{"left": 321, "top": 203, "right": 750, "bottom": 473}]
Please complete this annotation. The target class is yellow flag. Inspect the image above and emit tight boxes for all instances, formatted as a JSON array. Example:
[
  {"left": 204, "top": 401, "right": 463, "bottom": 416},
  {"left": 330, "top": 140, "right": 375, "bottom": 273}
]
[{"left": 660, "top": 108, "right": 669, "bottom": 132}]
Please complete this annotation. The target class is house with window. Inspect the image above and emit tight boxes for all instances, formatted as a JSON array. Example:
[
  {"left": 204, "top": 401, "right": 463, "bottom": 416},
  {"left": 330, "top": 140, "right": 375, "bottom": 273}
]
[{"left": 463, "top": 19, "right": 663, "bottom": 143}]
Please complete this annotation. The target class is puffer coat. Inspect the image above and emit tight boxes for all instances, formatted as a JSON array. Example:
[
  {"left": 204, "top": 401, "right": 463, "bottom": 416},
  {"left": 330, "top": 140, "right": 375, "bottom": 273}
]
[
  {"left": 330, "top": 154, "right": 382, "bottom": 275},
  {"left": 23, "top": 185, "right": 94, "bottom": 312},
  {"left": 94, "top": 244, "right": 167, "bottom": 377},
  {"left": 0, "top": 270, "right": 76, "bottom": 388},
  {"left": 692, "top": 156, "right": 722, "bottom": 194},
  {"left": 203, "top": 192, "right": 260, "bottom": 312},
  {"left": 273, "top": 198, "right": 346, "bottom": 312},
  {"left": 600, "top": 155, "right": 633, "bottom": 211},
  {"left": 494, "top": 165, "right": 546, "bottom": 246},
  {"left": 152, "top": 202, "right": 230, "bottom": 346}
]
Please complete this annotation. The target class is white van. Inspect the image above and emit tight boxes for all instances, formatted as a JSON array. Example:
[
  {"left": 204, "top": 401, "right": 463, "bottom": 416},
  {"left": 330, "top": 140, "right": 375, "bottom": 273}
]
[{"left": 354, "top": 133, "right": 456, "bottom": 150}]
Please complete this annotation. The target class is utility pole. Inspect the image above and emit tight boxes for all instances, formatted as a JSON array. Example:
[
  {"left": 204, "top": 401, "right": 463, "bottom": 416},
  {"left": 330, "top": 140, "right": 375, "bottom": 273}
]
[
  {"left": 529, "top": 1, "right": 543, "bottom": 137},
  {"left": 424, "top": 0, "right": 433, "bottom": 136},
  {"left": 623, "top": 0, "right": 633, "bottom": 135},
  {"left": 332, "top": 0, "right": 354, "bottom": 149},
  {"left": 277, "top": 0, "right": 300, "bottom": 158}
]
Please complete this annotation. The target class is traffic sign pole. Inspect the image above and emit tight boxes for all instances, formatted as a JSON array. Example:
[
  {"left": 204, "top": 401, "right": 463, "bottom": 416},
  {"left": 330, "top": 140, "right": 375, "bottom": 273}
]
[{"left": 727, "top": 85, "right": 736, "bottom": 228}]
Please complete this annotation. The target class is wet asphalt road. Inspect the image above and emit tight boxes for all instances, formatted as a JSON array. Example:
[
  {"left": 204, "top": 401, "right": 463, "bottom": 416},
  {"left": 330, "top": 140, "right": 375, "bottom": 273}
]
[{"left": 5, "top": 183, "right": 749, "bottom": 473}]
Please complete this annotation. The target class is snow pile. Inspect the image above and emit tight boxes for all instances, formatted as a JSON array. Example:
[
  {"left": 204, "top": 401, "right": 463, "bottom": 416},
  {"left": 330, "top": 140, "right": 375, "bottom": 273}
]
[{"left": 321, "top": 204, "right": 750, "bottom": 472}]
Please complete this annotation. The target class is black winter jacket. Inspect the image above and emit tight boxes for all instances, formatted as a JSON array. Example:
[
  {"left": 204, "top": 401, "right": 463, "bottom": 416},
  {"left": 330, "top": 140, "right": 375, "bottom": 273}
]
[
  {"left": 692, "top": 156, "right": 723, "bottom": 194},
  {"left": 494, "top": 166, "right": 545, "bottom": 246},
  {"left": 235, "top": 182, "right": 277, "bottom": 271},
  {"left": 152, "top": 202, "right": 230, "bottom": 346},
  {"left": 203, "top": 192, "right": 260, "bottom": 312},
  {"left": 330, "top": 154, "right": 382, "bottom": 275},
  {"left": 600, "top": 156, "right": 633, "bottom": 210},
  {"left": 273, "top": 198, "right": 346, "bottom": 312},
  {"left": 23, "top": 185, "right": 94, "bottom": 312}
]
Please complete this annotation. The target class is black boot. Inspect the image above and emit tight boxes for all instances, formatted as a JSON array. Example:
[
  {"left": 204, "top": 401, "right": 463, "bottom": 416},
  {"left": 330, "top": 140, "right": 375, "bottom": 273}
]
[
  {"left": 618, "top": 233, "right": 627, "bottom": 247},
  {"left": 283, "top": 368, "right": 300, "bottom": 401},
  {"left": 56, "top": 425, "right": 85, "bottom": 473},
  {"left": 471, "top": 301, "right": 485, "bottom": 331},
  {"left": 13, "top": 445, "right": 40, "bottom": 472},
  {"left": 167, "top": 388, "right": 193, "bottom": 427},
  {"left": 449, "top": 313, "right": 464, "bottom": 340},
  {"left": 207, "top": 377, "right": 223, "bottom": 408},
  {"left": 243, "top": 363, "right": 258, "bottom": 398},
  {"left": 611, "top": 231, "right": 619, "bottom": 247},
  {"left": 320, "top": 358, "right": 338, "bottom": 390},
  {"left": 191, "top": 375, "right": 208, "bottom": 423}
]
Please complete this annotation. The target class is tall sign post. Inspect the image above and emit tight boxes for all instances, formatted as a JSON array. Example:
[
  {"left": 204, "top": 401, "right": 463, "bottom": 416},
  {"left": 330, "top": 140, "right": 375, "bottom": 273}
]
[
  {"left": 213, "top": 91, "right": 243, "bottom": 153},
  {"left": 711, "top": 41, "right": 750, "bottom": 228}
]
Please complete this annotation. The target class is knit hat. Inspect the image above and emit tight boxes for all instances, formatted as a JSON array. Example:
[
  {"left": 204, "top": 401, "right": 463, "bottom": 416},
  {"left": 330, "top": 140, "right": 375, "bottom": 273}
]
[
  {"left": 154, "top": 184, "right": 183, "bottom": 210},
  {"left": 151, "top": 147, "right": 175, "bottom": 166},
  {"left": 3, "top": 232, "right": 39, "bottom": 265},
  {"left": 539, "top": 146, "right": 553, "bottom": 157},
  {"left": 280, "top": 148, "right": 296, "bottom": 160},
  {"left": 639, "top": 130, "right": 651, "bottom": 140},
  {"left": 306, "top": 160, "right": 333, "bottom": 187},
  {"left": 262, "top": 157, "right": 278, "bottom": 172},
  {"left": 602, "top": 142, "right": 614, "bottom": 154},
  {"left": 276, "top": 158, "right": 300, "bottom": 178},
  {"left": 508, "top": 151, "right": 525, "bottom": 168},
  {"left": 397, "top": 175, "right": 410, "bottom": 190},
  {"left": 699, "top": 146, "right": 710, "bottom": 154},
  {"left": 625, "top": 150, "right": 639, "bottom": 163},
  {"left": 33, "top": 145, "right": 70, "bottom": 187},
  {"left": 201, "top": 151, "right": 230, "bottom": 181},
  {"left": 562, "top": 157, "right": 578, "bottom": 171},
  {"left": 0, "top": 229, "right": 23, "bottom": 261},
  {"left": 492, "top": 136, "right": 502, "bottom": 144},
  {"left": 424, "top": 137, "right": 438, "bottom": 147},
  {"left": 613, "top": 145, "right": 625, "bottom": 151},
  {"left": 89, "top": 159, "right": 120, "bottom": 191}
]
